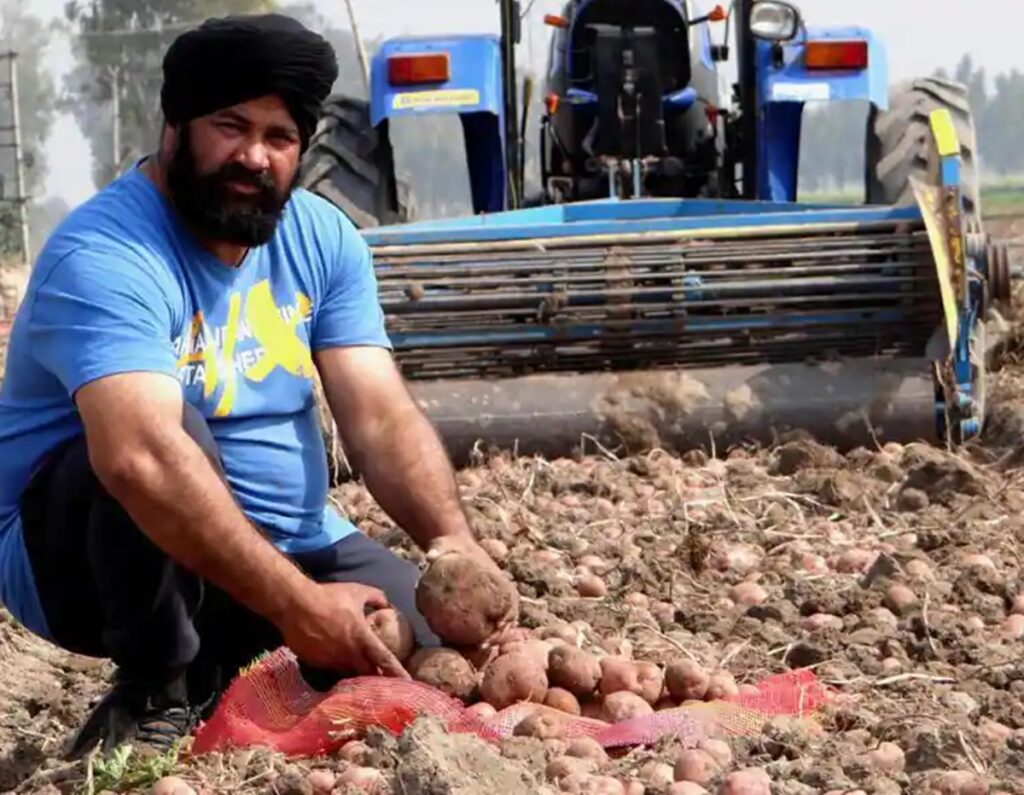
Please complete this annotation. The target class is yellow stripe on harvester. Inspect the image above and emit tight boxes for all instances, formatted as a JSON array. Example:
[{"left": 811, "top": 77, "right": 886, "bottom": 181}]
[
  {"left": 911, "top": 176, "right": 959, "bottom": 350},
  {"left": 929, "top": 108, "right": 961, "bottom": 158}
]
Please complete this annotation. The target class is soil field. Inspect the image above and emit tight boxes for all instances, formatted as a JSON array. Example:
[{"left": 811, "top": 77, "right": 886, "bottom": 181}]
[{"left": 2, "top": 224, "right": 1024, "bottom": 795}]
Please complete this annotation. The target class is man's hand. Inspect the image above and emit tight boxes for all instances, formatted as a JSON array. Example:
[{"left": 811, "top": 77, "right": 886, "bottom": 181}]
[{"left": 281, "top": 583, "right": 410, "bottom": 678}]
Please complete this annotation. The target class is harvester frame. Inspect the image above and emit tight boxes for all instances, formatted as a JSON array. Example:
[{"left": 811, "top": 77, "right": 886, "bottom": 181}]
[{"left": 300, "top": 0, "right": 1014, "bottom": 464}]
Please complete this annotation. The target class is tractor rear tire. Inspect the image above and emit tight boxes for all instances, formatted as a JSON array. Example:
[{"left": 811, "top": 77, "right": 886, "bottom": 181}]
[
  {"left": 299, "top": 95, "right": 409, "bottom": 228},
  {"left": 865, "top": 77, "right": 981, "bottom": 220}
]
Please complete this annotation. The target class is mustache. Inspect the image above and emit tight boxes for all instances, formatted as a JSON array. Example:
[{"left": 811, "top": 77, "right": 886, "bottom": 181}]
[{"left": 211, "top": 162, "right": 276, "bottom": 192}]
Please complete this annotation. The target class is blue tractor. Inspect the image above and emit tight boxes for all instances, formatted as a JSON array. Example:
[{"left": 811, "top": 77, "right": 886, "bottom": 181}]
[{"left": 299, "top": 0, "right": 1013, "bottom": 463}]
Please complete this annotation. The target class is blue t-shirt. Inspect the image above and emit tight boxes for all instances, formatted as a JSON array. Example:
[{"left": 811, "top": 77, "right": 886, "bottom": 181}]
[{"left": 0, "top": 165, "right": 391, "bottom": 639}]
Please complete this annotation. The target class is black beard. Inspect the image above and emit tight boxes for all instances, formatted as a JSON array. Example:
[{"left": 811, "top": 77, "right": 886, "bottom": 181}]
[{"left": 165, "top": 126, "right": 296, "bottom": 247}]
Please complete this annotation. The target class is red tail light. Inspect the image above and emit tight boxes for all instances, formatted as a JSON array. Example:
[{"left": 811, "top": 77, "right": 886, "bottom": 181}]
[
  {"left": 805, "top": 40, "right": 869, "bottom": 70},
  {"left": 387, "top": 53, "right": 451, "bottom": 86}
]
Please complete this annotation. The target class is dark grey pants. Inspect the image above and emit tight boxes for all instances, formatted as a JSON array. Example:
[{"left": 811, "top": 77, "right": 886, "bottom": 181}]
[{"left": 20, "top": 405, "right": 436, "bottom": 707}]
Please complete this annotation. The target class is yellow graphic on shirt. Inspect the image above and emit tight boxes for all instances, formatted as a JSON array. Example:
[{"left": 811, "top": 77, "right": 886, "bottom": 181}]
[{"left": 173, "top": 279, "right": 314, "bottom": 417}]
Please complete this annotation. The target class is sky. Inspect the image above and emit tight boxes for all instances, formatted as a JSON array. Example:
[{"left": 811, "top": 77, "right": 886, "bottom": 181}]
[{"left": 29, "top": 0, "right": 1024, "bottom": 209}]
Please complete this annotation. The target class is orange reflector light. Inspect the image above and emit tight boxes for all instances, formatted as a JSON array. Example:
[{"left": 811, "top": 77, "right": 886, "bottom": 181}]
[
  {"left": 709, "top": 4, "right": 727, "bottom": 22},
  {"left": 805, "top": 40, "right": 869, "bottom": 70},
  {"left": 387, "top": 53, "right": 451, "bottom": 86},
  {"left": 546, "top": 93, "right": 560, "bottom": 115},
  {"left": 544, "top": 14, "right": 569, "bottom": 28}
]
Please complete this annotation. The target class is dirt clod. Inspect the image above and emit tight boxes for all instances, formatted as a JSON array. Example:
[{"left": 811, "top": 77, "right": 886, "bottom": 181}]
[{"left": 395, "top": 717, "right": 541, "bottom": 794}]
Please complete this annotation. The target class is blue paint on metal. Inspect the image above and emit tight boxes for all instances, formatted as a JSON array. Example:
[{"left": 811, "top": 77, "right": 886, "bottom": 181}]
[
  {"left": 369, "top": 34, "right": 507, "bottom": 214},
  {"left": 759, "top": 101, "right": 803, "bottom": 203},
  {"left": 664, "top": 87, "right": 699, "bottom": 110},
  {"left": 754, "top": 26, "right": 890, "bottom": 200},
  {"left": 369, "top": 35, "right": 504, "bottom": 126},
  {"left": 757, "top": 27, "right": 889, "bottom": 108},
  {"left": 363, "top": 204, "right": 922, "bottom": 247},
  {"left": 367, "top": 196, "right": 907, "bottom": 235}
]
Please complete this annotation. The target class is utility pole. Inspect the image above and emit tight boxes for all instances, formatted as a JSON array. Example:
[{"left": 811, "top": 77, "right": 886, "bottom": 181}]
[
  {"left": 341, "top": 0, "right": 370, "bottom": 95},
  {"left": 110, "top": 63, "right": 121, "bottom": 178},
  {"left": 0, "top": 51, "right": 29, "bottom": 265}
]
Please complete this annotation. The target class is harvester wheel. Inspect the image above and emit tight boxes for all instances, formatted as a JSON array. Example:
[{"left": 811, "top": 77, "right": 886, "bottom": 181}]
[
  {"left": 299, "top": 95, "right": 410, "bottom": 228},
  {"left": 866, "top": 77, "right": 981, "bottom": 221}
]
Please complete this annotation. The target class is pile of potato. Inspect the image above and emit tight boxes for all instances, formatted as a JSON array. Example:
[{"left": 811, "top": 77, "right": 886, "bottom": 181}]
[{"left": 357, "top": 550, "right": 778, "bottom": 794}]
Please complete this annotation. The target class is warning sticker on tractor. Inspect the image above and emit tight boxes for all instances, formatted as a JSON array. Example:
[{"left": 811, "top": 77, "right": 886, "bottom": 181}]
[
  {"left": 392, "top": 89, "right": 481, "bottom": 111},
  {"left": 771, "top": 82, "right": 831, "bottom": 102}
]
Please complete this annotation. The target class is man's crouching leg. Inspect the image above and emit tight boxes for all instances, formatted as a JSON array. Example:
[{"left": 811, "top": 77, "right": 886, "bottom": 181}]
[{"left": 20, "top": 404, "right": 228, "bottom": 759}]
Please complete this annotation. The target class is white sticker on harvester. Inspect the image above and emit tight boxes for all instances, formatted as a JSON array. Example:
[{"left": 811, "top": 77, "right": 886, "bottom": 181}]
[{"left": 771, "top": 82, "right": 831, "bottom": 102}]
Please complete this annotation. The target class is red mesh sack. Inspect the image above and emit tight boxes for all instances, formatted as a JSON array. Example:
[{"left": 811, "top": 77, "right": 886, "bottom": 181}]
[{"left": 193, "top": 648, "right": 829, "bottom": 756}]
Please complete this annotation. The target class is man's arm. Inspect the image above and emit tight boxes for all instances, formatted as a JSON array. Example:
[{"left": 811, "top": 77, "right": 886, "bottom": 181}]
[
  {"left": 75, "top": 371, "right": 407, "bottom": 677},
  {"left": 314, "top": 346, "right": 474, "bottom": 550}
]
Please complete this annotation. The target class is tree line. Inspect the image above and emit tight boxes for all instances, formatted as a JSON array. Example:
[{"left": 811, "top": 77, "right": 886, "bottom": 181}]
[{"left": 1, "top": 0, "right": 1022, "bottom": 258}]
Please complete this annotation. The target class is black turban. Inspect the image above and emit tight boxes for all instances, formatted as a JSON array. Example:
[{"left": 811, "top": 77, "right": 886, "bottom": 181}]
[{"left": 161, "top": 14, "right": 338, "bottom": 150}]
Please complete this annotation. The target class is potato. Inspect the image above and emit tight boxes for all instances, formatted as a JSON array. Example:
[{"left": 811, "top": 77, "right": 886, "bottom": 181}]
[
  {"left": 834, "top": 548, "right": 877, "bottom": 574},
  {"left": 639, "top": 761, "right": 675, "bottom": 789},
  {"left": 546, "top": 756, "right": 598, "bottom": 781},
  {"left": 549, "top": 646, "right": 602, "bottom": 696},
  {"left": 335, "top": 766, "right": 387, "bottom": 793},
  {"left": 514, "top": 711, "right": 566, "bottom": 740},
  {"left": 622, "top": 780, "right": 646, "bottom": 795},
  {"left": 579, "top": 554, "right": 609, "bottom": 572},
  {"left": 860, "top": 741, "right": 905, "bottom": 775},
  {"left": 466, "top": 701, "right": 498, "bottom": 720},
  {"left": 599, "top": 657, "right": 642, "bottom": 696},
  {"left": 151, "top": 777, "right": 196, "bottom": 795},
  {"left": 978, "top": 717, "right": 1013, "bottom": 745},
  {"left": 668, "top": 784, "right": 709, "bottom": 795},
  {"left": 704, "top": 671, "right": 739, "bottom": 701},
  {"left": 651, "top": 601, "right": 677, "bottom": 626},
  {"left": 929, "top": 770, "right": 988, "bottom": 795},
  {"left": 503, "top": 639, "right": 554, "bottom": 670},
  {"left": 576, "top": 574, "right": 608, "bottom": 598},
  {"left": 801, "top": 613, "right": 843, "bottom": 633},
  {"left": 599, "top": 637, "right": 633, "bottom": 659},
  {"left": 719, "top": 768, "right": 771, "bottom": 795},
  {"left": 545, "top": 687, "right": 582, "bottom": 715},
  {"left": 665, "top": 661, "right": 709, "bottom": 702},
  {"left": 636, "top": 662, "right": 665, "bottom": 705},
  {"left": 714, "top": 544, "right": 763, "bottom": 575},
  {"left": 338, "top": 740, "right": 370, "bottom": 765},
  {"left": 884, "top": 584, "right": 918, "bottom": 616},
  {"left": 585, "top": 777, "right": 627, "bottom": 795},
  {"left": 1002, "top": 614, "right": 1024, "bottom": 640},
  {"left": 565, "top": 737, "right": 609, "bottom": 765},
  {"left": 479, "top": 538, "right": 509, "bottom": 564},
  {"left": 306, "top": 770, "right": 336, "bottom": 795},
  {"left": 367, "top": 608, "right": 415, "bottom": 663},
  {"left": 624, "top": 592, "right": 650, "bottom": 610},
  {"left": 600, "top": 692, "right": 654, "bottom": 723},
  {"left": 673, "top": 749, "right": 721, "bottom": 785},
  {"left": 697, "top": 738, "right": 733, "bottom": 769},
  {"left": 481, "top": 652, "right": 549, "bottom": 709},
  {"left": 542, "top": 623, "right": 581, "bottom": 646},
  {"left": 729, "top": 582, "right": 767, "bottom": 608},
  {"left": 407, "top": 648, "right": 477, "bottom": 702},
  {"left": 415, "top": 552, "right": 519, "bottom": 646}
]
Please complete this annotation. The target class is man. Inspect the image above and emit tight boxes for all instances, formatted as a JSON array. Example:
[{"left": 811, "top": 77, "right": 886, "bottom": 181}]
[{"left": 0, "top": 14, "right": 508, "bottom": 758}]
